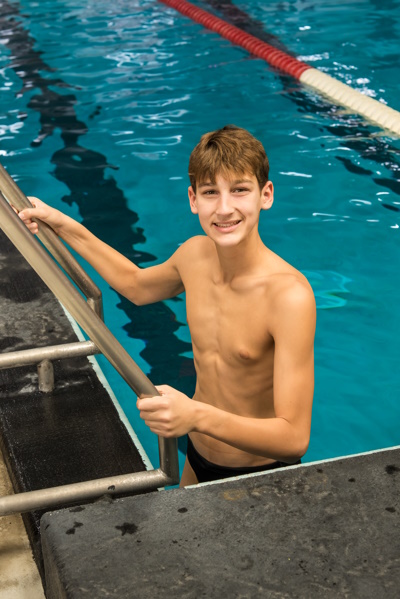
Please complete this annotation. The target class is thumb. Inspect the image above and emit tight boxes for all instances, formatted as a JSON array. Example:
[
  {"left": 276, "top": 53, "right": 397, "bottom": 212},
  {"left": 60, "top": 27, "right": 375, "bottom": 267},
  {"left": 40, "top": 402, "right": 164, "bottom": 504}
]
[{"left": 155, "top": 385, "right": 170, "bottom": 395}]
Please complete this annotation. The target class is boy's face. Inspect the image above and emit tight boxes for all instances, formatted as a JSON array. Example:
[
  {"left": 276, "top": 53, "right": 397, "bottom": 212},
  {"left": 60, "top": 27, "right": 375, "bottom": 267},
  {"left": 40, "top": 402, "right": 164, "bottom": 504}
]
[{"left": 188, "top": 172, "right": 273, "bottom": 247}]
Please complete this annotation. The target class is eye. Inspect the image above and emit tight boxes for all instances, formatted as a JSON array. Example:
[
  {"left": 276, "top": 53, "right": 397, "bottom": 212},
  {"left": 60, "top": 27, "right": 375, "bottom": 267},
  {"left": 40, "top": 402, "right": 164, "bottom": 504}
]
[
  {"left": 203, "top": 189, "right": 217, "bottom": 195},
  {"left": 233, "top": 187, "right": 250, "bottom": 193}
]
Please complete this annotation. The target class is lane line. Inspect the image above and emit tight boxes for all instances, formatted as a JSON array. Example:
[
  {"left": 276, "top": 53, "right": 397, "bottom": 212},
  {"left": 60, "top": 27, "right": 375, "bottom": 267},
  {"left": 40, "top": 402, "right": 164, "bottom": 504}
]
[{"left": 160, "top": 0, "right": 400, "bottom": 136}]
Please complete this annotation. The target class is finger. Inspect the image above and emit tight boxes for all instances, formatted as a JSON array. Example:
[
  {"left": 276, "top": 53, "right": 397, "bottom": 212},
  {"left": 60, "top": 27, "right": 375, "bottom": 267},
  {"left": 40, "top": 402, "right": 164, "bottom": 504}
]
[
  {"left": 18, "top": 212, "right": 39, "bottom": 234},
  {"left": 144, "top": 420, "right": 170, "bottom": 436},
  {"left": 27, "top": 196, "right": 40, "bottom": 208},
  {"left": 149, "top": 427, "right": 174, "bottom": 438},
  {"left": 136, "top": 396, "right": 162, "bottom": 411},
  {"left": 142, "top": 417, "right": 167, "bottom": 434},
  {"left": 137, "top": 397, "right": 150, "bottom": 410},
  {"left": 150, "top": 429, "right": 168, "bottom": 437},
  {"left": 29, "top": 223, "right": 39, "bottom": 234},
  {"left": 142, "top": 414, "right": 164, "bottom": 426},
  {"left": 19, "top": 208, "right": 37, "bottom": 221}
]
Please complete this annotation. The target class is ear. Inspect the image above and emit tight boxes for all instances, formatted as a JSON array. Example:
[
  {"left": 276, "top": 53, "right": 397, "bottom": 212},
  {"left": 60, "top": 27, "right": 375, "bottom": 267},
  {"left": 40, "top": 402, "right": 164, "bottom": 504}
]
[
  {"left": 260, "top": 180, "right": 274, "bottom": 211},
  {"left": 188, "top": 186, "right": 198, "bottom": 214}
]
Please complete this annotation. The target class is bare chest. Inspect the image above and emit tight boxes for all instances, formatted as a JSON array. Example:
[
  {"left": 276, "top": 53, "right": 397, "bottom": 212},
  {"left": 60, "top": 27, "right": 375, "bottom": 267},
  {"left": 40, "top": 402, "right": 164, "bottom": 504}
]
[{"left": 185, "top": 278, "right": 274, "bottom": 367}]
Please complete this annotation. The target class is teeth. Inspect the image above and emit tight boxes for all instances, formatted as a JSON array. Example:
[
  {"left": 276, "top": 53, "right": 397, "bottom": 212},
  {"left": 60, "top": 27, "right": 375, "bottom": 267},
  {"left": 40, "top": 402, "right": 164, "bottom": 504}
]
[{"left": 215, "top": 221, "right": 240, "bottom": 228}]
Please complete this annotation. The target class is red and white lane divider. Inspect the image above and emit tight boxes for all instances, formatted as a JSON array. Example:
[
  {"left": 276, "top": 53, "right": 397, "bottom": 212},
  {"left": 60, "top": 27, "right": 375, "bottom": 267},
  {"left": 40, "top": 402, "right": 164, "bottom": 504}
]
[{"left": 159, "top": 0, "right": 400, "bottom": 136}]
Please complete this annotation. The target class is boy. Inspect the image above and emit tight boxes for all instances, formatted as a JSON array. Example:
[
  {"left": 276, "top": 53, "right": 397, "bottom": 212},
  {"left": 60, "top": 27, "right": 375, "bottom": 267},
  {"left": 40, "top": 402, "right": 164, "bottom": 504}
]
[{"left": 19, "top": 125, "right": 316, "bottom": 486}]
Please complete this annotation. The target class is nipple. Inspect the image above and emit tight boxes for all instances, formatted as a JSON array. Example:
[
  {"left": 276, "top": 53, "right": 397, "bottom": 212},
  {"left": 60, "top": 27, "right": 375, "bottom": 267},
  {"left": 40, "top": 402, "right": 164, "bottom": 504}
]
[{"left": 239, "top": 349, "right": 251, "bottom": 360}]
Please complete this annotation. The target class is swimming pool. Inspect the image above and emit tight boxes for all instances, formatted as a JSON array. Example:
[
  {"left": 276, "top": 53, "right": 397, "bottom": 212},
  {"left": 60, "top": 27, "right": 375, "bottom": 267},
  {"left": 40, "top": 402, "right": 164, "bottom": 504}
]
[{"left": 1, "top": 0, "right": 399, "bottom": 474}]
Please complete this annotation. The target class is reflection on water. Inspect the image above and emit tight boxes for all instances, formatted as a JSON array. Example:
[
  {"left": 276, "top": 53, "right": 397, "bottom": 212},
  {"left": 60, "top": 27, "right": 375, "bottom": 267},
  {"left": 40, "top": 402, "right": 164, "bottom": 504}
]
[{"left": 302, "top": 270, "right": 351, "bottom": 309}]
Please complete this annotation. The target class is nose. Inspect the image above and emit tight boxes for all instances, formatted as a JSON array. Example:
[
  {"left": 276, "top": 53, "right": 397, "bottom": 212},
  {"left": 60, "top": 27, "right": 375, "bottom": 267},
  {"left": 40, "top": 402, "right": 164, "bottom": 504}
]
[{"left": 215, "top": 191, "right": 234, "bottom": 216}]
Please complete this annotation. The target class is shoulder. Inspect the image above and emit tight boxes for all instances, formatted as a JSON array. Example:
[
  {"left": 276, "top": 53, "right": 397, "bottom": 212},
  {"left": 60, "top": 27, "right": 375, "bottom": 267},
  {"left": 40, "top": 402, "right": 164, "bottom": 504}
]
[
  {"left": 262, "top": 250, "right": 314, "bottom": 309},
  {"left": 174, "top": 235, "right": 214, "bottom": 262},
  {"left": 273, "top": 272, "right": 315, "bottom": 312},
  {"left": 275, "top": 272, "right": 314, "bottom": 306},
  {"left": 268, "top": 270, "right": 316, "bottom": 337},
  {"left": 170, "top": 236, "right": 215, "bottom": 280}
]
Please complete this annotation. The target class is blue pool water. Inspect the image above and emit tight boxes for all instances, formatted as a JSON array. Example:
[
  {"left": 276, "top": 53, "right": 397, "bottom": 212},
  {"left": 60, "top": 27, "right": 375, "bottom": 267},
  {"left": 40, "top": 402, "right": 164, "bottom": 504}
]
[{"left": 1, "top": 0, "right": 399, "bottom": 474}]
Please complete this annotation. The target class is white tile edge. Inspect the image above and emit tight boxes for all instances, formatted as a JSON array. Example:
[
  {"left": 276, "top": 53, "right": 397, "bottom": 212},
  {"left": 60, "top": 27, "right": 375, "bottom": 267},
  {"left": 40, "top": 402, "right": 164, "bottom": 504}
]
[
  {"left": 184, "top": 444, "right": 400, "bottom": 490},
  {"left": 59, "top": 303, "right": 153, "bottom": 471}
]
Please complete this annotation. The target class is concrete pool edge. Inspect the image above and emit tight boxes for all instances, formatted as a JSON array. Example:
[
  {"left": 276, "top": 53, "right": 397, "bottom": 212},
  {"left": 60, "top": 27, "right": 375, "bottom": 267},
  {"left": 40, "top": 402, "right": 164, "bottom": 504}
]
[
  {"left": 186, "top": 443, "right": 400, "bottom": 489},
  {"left": 41, "top": 447, "right": 400, "bottom": 598}
]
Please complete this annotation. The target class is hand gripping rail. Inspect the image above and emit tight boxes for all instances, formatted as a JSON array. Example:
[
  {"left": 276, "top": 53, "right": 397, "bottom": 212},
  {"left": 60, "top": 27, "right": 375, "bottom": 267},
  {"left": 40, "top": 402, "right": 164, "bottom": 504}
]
[
  {"left": 0, "top": 170, "right": 179, "bottom": 516},
  {"left": 0, "top": 163, "right": 103, "bottom": 392},
  {"left": 0, "top": 163, "right": 103, "bottom": 318}
]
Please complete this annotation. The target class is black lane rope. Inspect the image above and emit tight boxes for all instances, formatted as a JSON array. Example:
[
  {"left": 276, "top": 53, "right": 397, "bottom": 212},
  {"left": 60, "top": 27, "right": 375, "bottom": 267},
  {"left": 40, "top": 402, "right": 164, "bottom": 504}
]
[{"left": 0, "top": 2, "right": 196, "bottom": 426}]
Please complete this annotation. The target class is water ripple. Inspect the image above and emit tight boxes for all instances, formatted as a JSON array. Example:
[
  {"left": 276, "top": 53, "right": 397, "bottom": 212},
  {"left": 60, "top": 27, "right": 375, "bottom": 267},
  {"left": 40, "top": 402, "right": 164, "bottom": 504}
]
[
  {"left": 303, "top": 270, "right": 352, "bottom": 309},
  {"left": 126, "top": 109, "right": 188, "bottom": 127},
  {"left": 115, "top": 135, "right": 182, "bottom": 147},
  {"left": 280, "top": 171, "right": 312, "bottom": 178}
]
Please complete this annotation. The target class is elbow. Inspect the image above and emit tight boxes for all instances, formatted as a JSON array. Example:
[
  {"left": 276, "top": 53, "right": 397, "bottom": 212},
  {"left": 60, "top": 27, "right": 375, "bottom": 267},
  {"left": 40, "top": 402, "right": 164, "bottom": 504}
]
[
  {"left": 282, "top": 435, "right": 310, "bottom": 464},
  {"left": 285, "top": 448, "right": 307, "bottom": 465},
  {"left": 122, "top": 290, "right": 152, "bottom": 306},
  {"left": 131, "top": 294, "right": 145, "bottom": 306},
  {"left": 119, "top": 270, "right": 145, "bottom": 306},
  {"left": 118, "top": 288, "right": 142, "bottom": 306}
]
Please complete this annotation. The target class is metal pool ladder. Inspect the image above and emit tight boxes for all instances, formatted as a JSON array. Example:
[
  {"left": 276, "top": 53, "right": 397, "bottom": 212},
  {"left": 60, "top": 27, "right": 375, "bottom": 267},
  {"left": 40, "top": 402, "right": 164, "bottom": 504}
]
[{"left": 0, "top": 163, "right": 179, "bottom": 517}]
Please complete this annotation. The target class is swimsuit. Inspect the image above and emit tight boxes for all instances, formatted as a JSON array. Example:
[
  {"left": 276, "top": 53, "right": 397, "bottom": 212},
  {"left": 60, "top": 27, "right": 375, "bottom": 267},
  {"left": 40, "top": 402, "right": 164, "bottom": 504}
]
[{"left": 186, "top": 436, "right": 300, "bottom": 483}]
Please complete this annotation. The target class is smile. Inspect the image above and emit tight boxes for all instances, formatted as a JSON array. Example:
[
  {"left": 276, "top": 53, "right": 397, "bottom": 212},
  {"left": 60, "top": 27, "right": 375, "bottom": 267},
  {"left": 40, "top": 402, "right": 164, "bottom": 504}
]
[{"left": 213, "top": 220, "right": 241, "bottom": 231}]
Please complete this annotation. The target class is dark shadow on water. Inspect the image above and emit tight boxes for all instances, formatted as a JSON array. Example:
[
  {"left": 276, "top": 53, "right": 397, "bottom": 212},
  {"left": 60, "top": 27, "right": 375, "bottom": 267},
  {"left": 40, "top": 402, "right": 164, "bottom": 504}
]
[{"left": 0, "top": 2, "right": 196, "bottom": 458}]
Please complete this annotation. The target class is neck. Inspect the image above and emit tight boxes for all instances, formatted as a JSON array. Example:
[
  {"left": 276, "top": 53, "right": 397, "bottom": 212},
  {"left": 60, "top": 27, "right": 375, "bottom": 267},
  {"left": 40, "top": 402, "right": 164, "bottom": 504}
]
[{"left": 214, "top": 232, "right": 267, "bottom": 283}]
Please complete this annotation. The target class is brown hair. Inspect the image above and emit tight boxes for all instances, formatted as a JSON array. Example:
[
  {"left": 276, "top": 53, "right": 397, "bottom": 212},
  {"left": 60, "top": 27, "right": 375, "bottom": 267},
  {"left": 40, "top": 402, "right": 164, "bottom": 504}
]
[{"left": 188, "top": 125, "right": 269, "bottom": 192}]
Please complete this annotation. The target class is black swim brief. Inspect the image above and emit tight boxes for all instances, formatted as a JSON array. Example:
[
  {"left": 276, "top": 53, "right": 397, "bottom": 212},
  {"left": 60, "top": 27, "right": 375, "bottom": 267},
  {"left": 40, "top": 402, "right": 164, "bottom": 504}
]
[{"left": 186, "top": 436, "right": 300, "bottom": 483}]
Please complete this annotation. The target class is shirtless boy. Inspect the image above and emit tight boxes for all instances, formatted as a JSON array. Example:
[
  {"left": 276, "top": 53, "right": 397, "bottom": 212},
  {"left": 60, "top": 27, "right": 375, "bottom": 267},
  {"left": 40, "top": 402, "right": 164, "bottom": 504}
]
[{"left": 18, "top": 125, "right": 316, "bottom": 487}]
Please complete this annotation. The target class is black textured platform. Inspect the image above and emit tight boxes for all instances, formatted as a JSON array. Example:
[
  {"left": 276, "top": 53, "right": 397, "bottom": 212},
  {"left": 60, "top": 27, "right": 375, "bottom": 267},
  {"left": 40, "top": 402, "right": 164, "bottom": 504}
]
[
  {"left": 0, "top": 231, "right": 147, "bottom": 579},
  {"left": 41, "top": 448, "right": 400, "bottom": 599}
]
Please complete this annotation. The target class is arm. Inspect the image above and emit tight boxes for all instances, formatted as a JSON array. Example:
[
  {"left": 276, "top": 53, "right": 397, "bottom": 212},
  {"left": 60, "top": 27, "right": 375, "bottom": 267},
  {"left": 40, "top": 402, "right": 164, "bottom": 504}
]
[
  {"left": 18, "top": 197, "right": 184, "bottom": 305},
  {"left": 137, "top": 281, "right": 316, "bottom": 462}
]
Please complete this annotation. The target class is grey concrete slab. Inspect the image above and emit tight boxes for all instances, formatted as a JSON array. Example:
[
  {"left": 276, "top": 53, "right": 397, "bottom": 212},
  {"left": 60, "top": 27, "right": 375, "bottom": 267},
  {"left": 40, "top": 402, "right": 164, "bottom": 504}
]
[{"left": 42, "top": 448, "right": 400, "bottom": 599}]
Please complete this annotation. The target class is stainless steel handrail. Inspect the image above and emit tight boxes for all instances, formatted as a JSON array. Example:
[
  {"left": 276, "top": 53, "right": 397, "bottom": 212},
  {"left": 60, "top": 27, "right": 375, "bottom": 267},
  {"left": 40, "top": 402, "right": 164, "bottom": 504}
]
[
  {"left": 0, "top": 187, "right": 179, "bottom": 516},
  {"left": 0, "top": 163, "right": 103, "bottom": 318},
  {"left": 0, "top": 470, "right": 171, "bottom": 516},
  {"left": 0, "top": 340, "right": 99, "bottom": 369}
]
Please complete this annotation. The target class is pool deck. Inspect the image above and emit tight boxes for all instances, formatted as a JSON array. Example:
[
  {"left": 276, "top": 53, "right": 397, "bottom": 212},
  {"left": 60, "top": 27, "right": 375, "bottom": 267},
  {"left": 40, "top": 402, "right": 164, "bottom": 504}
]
[
  {"left": 1, "top": 228, "right": 399, "bottom": 598},
  {"left": 0, "top": 449, "right": 45, "bottom": 599},
  {"left": 41, "top": 447, "right": 400, "bottom": 598}
]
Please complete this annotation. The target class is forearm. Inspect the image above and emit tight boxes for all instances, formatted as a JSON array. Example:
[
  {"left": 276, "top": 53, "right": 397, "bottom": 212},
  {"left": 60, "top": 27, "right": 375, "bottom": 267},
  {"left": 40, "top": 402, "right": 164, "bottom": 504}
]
[
  {"left": 194, "top": 403, "right": 308, "bottom": 463},
  {"left": 20, "top": 198, "right": 184, "bottom": 305},
  {"left": 55, "top": 215, "right": 140, "bottom": 299}
]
